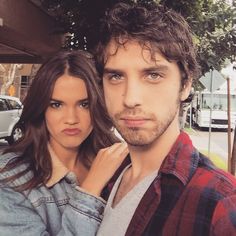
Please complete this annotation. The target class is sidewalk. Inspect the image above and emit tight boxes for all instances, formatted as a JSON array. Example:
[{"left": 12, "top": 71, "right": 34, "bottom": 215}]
[{"left": 187, "top": 129, "right": 230, "bottom": 170}]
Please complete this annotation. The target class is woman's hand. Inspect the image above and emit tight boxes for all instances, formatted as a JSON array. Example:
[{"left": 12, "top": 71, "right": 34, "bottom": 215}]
[{"left": 81, "top": 142, "right": 128, "bottom": 197}]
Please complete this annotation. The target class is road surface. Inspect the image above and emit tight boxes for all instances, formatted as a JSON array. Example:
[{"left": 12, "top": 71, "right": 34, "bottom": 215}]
[{"left": 189, "top": 128, "right": 235, "bottom": 161}]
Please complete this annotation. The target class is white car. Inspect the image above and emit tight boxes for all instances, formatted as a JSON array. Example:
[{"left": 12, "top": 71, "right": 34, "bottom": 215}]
[{"left": 0, "top": 95, "right": 23, "bottom": 144}]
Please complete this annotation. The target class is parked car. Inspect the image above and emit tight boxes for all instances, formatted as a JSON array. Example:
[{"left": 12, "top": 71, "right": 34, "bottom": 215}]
[{"left": 0, "top": 95, "right": 23, "bottom": 144}]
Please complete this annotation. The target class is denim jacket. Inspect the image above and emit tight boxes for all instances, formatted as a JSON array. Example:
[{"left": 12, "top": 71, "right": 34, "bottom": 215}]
[{"left": 0, "top": 152, "right": 105, "bottom": 236}]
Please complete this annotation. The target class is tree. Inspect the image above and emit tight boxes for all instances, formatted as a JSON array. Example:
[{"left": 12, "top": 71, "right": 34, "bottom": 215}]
[
  {"left": 159, "top": 0, "right": 235, "bottom": 74},
  {"left": 41, "top": 0, "right": 236, "bottom": 75},
  {"left": 41, "top": 0, "right": 120, "bottom": 51},
  {"left": 193, "top": 0, "right": 235, "bottom": 74},
  {"left": 0, "top": 64, "right": 22, "bottom": 95}
]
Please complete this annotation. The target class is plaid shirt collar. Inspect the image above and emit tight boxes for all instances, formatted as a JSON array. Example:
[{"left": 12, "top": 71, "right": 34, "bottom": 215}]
[{"left": 159, "top": 131, "right": 199, "bottom": 185}]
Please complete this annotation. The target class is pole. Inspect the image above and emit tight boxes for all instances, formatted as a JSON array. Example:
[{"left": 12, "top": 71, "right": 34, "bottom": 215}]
[
  {"left": 232, "top": 125, "right": 236, "bottom": 175},
  {"left": 189, "top": 103, "right": 192, "bottom": 129},
  {"left": 208, "top": 69, "right": 213, "bottom": 157},
  {"left": 227, "top": 77, "right": 232, "bottom": 173}
]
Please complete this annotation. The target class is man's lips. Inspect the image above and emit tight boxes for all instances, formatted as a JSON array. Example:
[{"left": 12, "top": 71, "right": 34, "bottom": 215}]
[
  {"left": 62, "top": 128, "right": 81, "bottom": 135},
  {"left": 120, "top": 117, "right": 149, "bottom": 127}
]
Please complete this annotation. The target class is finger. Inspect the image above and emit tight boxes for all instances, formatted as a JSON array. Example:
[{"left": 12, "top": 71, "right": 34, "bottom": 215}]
[
  {"left": 96, "top": 146, "right": 111, "bottom": 156},
  {"left": 106, "top": 144, "right": 129, "bottom": 164},
  {"left": 106, "top": 142, "right": 128, "bottom": 155},
  {"left": 113, "top": 143, "right": 128, "bottom": 158},
  {"left": 119, "top": 145, "right": 129, "bottom": 157}
]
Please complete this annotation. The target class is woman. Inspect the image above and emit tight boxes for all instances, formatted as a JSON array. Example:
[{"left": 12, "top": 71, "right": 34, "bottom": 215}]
[{"left": 0, "top": 50, "right": 128, "bottom": 235}]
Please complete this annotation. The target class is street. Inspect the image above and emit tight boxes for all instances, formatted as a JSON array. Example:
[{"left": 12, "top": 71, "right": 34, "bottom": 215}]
[{"left": 189, "top": 128, "right": 235, "bottom": 161}]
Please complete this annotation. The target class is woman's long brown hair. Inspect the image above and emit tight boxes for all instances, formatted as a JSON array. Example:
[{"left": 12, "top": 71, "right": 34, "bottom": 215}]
[{"left": 0, "top": 50, "right": 119, "bottom": 191}]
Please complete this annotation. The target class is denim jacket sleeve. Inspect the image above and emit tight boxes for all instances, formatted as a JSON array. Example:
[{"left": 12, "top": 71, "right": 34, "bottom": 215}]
[{"left": 0, "top": 185, "right": 105, "bottom": 236}]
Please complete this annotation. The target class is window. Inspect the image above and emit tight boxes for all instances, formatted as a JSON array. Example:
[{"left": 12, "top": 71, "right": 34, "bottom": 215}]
[
  {"left": 0, "top": 99, "right": 8, "bottom": 111},
  {"left": 201, "top": 93, "right": 236, "bottom": 111},
  {"left": 21, "top": 76, "right": 30, "bottom": 88},
  {"left": 6, "top": 99, "right": 22, "bottom": 110}
]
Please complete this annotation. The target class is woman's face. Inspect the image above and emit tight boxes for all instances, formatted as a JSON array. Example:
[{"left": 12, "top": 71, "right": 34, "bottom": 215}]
[{"left": 45, "top": 74, "right": 93, "bottom": 154}]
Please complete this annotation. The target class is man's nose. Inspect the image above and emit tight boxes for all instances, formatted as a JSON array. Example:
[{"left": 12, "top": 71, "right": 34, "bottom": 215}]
[{"left": 123, "top": 80, "right": 142, "bottom": 108}]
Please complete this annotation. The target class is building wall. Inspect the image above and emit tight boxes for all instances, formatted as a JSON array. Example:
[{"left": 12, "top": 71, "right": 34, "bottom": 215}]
[{"left": 0, "top": 63, "right": 41, "bottom": 101}]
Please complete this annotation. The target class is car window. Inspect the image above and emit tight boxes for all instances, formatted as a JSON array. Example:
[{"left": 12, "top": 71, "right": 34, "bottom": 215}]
[
  {"left": 0, "top": 99, "right": 8, "bottom": 111},
  {"left": 6, "top": 99, "right": 22, "bottom": 110}
]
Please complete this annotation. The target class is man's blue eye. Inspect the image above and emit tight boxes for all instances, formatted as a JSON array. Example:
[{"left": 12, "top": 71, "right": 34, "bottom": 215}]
[
  {"left": 110, "top": 74, "right": 122, "bottom": 80},
  {"left": 149, "top": 73, "right": 160, "bottom": 79}
]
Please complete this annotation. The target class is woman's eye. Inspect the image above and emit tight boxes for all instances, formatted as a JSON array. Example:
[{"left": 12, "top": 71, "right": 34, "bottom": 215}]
[
  {"left": 80, "top": 101, "right": 89, "bottom": 108},
  {"left": 49, "top": 102, "right": 61, "bottom": 109}
]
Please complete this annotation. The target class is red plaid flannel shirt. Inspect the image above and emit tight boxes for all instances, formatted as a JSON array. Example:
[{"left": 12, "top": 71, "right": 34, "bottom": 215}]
[{"left": 103, "top": 132, "right": 236, "bottom": 236}]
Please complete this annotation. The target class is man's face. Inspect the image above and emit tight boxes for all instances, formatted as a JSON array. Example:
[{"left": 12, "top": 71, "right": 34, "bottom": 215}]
[{"left": 102, "top": 40, "right": 191, "bottom": 146}]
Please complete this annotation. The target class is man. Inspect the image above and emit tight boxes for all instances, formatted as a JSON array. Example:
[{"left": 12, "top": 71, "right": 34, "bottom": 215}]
[{"left": 95, "top": 2, "right": 236, "bottom": 236}]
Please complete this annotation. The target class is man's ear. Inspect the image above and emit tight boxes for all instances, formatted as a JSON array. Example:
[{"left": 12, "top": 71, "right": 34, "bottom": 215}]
[{"left": 180, "top": 79, "right": 192, "bottom": 102}]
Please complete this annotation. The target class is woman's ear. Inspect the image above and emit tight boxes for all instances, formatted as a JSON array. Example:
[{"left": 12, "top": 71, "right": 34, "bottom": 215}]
[{"left": 180, "top": 80, "right": 192, "bottom": 102}]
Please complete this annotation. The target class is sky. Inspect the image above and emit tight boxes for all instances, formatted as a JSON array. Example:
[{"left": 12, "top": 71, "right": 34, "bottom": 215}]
[{"left": 220, "top": 63, "right": 236, "bottom": 91}]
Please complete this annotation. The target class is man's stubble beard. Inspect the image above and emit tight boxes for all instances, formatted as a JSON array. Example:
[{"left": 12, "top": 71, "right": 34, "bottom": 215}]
[{"left": 111, "top": 103, "right": 180, "bottom": 147}]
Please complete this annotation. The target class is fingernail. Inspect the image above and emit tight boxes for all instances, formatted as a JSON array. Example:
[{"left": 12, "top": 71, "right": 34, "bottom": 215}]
[{"left": 122, "top": 142, "right": 128, "bottom": 147}]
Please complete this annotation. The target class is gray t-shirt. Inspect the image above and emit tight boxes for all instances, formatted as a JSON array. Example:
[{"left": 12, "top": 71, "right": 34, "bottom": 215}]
[{"left": 97, "top": 164, "right": 158, "bottom": 236}]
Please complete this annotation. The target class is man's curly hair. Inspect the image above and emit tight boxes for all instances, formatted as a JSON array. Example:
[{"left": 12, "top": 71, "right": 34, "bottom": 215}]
[{"left": 95, "top": 2, "right": 200, "bottom": 86}]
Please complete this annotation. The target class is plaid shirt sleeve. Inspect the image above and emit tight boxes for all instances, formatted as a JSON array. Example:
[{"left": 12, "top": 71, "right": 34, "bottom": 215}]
[{"left": 210, "top": 186, "right": 236, "bottom": 235}]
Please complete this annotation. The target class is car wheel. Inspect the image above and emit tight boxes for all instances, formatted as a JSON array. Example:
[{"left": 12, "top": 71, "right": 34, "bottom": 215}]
[{"left": 7, "top": 125, "right": 23, "bottom": 145}]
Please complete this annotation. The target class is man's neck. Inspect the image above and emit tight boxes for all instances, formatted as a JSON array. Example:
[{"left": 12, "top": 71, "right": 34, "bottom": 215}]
[{"left": 127, "top": 126, "right": 180, "bottom": 180}]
